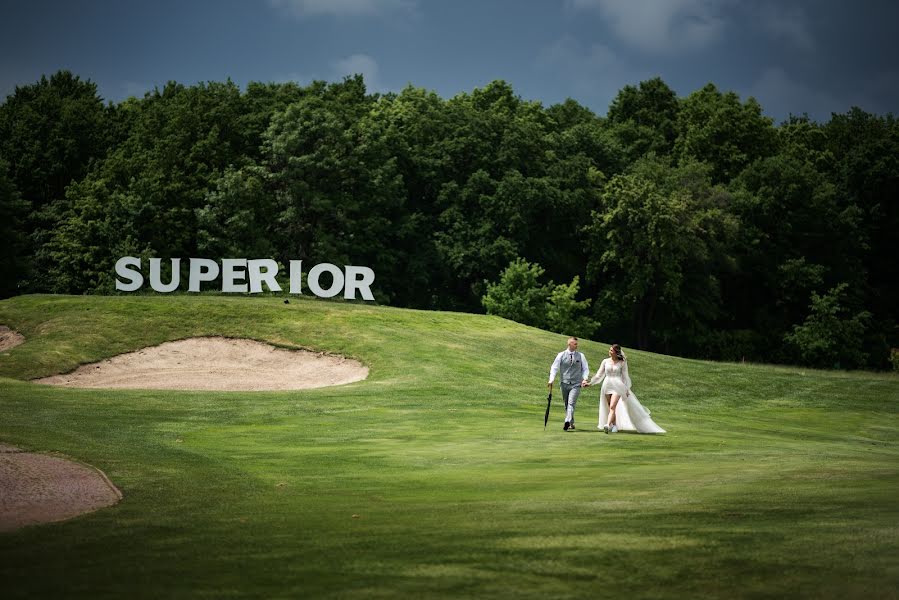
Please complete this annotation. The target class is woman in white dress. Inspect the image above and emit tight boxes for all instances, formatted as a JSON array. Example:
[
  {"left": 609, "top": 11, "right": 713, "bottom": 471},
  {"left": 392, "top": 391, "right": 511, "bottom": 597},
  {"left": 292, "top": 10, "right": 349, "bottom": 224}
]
[{"left": 588, "top": 344, "right": 665, "bottom": 434}]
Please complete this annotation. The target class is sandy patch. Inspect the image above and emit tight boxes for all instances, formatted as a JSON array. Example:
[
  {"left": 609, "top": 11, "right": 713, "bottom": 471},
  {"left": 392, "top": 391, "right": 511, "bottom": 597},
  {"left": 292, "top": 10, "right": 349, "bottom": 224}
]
[
  {"left": 0, "top": 445, "right": 122, "bottom": 532},
  {"left": 0, "top": 326, "right": 25, "bottom": 353},
  {"left": 34, "top": 337, "right": 368, "bottom": 391}
]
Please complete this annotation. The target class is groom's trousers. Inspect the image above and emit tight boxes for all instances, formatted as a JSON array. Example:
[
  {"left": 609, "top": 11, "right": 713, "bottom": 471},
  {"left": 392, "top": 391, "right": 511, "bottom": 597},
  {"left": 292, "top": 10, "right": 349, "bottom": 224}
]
[{"left": 561, "top": 381, "right": 581, "bottom": 426}]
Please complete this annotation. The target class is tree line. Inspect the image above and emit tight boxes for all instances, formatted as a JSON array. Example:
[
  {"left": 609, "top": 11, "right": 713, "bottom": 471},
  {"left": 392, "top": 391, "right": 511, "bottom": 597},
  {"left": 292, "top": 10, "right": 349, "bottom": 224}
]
[{"left": 1, "top": 70, "right": 896, "bottom": 370}]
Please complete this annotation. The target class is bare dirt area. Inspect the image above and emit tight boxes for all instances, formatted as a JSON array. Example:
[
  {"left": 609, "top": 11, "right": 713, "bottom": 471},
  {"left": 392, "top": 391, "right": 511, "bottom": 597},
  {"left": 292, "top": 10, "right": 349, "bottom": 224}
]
[
  {"left": 0, "top": 326, "right": 25, "bottom": 352},
  {"left": 0, "top": 445, "right": 122, "bottom": 532},
  {"left": 33, "top": 336, "right": 369, "bottom": 391}
]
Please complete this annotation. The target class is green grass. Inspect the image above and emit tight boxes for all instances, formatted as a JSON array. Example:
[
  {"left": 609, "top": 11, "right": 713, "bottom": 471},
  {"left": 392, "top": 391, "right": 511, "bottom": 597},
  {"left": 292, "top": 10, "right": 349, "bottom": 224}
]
[{"left": 0, "top": 294, "right": 897, "bottom": 599}]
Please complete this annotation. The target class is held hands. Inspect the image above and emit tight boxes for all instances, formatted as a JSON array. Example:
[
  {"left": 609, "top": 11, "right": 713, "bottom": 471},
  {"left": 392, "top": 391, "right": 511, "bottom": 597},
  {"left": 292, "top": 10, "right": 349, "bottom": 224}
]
[{"left": 547, "top": 380, "right": 592, "bottom": 388}]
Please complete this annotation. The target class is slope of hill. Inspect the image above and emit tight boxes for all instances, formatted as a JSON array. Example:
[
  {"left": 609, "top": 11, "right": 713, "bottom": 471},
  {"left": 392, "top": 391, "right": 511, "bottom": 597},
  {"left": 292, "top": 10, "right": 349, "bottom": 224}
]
[{"left": 0, "top": 295, "right": 896, "bottom": 599}]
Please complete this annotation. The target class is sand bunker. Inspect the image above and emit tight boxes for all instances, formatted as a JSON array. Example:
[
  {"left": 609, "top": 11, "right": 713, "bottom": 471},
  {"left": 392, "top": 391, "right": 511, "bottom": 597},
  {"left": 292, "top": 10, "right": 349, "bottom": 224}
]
[
  {"left": 0, "top": 326, "right": 24, "bottom": 352},
  {"left": 34, "top": 337, "right": 368, "bottom": 391},
  {"left": 0, "top": 444, "right": 122, "bottom": 532}
]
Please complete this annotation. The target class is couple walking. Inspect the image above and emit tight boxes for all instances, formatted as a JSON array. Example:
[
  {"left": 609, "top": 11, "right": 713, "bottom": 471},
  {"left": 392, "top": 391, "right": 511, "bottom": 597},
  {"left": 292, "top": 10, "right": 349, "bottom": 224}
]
[{"left": 547, "top": 337, "right": 665, "bottom": 434}]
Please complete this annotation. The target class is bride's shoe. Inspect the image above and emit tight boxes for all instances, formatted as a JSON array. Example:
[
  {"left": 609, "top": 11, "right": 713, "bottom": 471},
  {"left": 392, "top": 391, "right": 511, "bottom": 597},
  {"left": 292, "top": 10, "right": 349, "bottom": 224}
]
[
  {"left": 601, "top": 424, "right": 609, "bottom": 433},
  {"left": 610, "top": 425, "right": 618, "bottom": 433}
]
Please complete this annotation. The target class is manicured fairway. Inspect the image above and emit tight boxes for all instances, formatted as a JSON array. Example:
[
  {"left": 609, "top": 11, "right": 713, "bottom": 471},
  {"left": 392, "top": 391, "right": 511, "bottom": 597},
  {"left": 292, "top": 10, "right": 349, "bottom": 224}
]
[{"left": 1, "top": 295, "right": 897, "bottom": 599}]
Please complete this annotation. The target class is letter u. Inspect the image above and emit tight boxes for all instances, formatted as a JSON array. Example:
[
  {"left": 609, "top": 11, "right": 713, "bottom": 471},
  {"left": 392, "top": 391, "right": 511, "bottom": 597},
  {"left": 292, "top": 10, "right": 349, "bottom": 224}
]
[{"left": 149, "top": 258, "right": 181, "bottom": 293}]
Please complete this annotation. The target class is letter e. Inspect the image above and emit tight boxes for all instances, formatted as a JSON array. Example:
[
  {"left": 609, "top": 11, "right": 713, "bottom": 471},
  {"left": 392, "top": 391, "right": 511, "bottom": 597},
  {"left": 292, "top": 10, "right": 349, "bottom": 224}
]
[{"left": 222, "top": 258, "right": 248, "bottom": 293}]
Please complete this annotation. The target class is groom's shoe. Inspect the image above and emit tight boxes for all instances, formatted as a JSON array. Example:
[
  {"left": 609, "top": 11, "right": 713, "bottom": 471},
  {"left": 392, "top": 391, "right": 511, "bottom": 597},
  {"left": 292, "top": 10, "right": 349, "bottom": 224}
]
[
  {"left": 569, "top": 423, "right": 576, "bottom": 431},
  {"left": 563, "top": 421, "right": 570, "bottom": 431},
  {"left": 602, "top": 425, "right": 609, "bottom": 433}
]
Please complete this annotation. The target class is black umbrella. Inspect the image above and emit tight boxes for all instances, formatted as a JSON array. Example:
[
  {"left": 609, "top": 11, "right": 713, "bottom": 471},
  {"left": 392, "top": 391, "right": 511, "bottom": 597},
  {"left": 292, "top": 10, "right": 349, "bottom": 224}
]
[{"left": 543, "top": 391, "right": 552, "bottom": 429}]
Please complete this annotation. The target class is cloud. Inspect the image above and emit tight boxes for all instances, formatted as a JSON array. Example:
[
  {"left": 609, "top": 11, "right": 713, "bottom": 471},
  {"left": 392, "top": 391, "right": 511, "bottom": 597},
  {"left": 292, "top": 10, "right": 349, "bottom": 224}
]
[
  {"left": 750, "top": 66, "right": 899, "bottom": 122},
  {"left": 537, "top": 35, "right": 618, "bottom": 73},
  {"left": 748, "top": 67, "right": 841, "bottom": 122},
  {"left": 569, "top": 0, "right": 731, "bottom": 54},
  {"left": 536, "top": 35, "right": 649, "bottom": 111},
  {"left": 269, "top": 0, "right": 414, "bottom": 18},
  {"left": 276, "top": 55, "right": 392, "bottom": 93},
  {"left": 752, "top": 3, "right": 815, "bottom": 52},
  {"left": 848, "top": 69, "right": 899, "bottom": 116},
  {"left": 332, "top": 53, "right": 386, "bottom": 93}
]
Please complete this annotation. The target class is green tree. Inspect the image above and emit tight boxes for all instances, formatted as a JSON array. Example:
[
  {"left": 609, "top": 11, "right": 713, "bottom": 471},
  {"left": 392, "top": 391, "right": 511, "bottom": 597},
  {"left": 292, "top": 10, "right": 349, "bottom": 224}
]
[
  {"left": 607, "top": 77, "right": 680, "bottom": 160},
  {"left": 367, "top": 85, "right": 462, "bottom": 308},
  {"left": 674, "top": 83, "right": 776, "bottom": 183},
  {"left": 0, "top": 156, "right": 29, "bottom": 297},
  {"left": 262, "top": 76, "right": 407, "bottom": 303},
  {"left": 0, "top": 70, "right": 109, "bottom": 210},
  {"left": 435, "top": 171, "right": 520, "bottom": 306},
  {"left": 584, "top": 157, "right": 737, "bottom": 350},
  {"left": 237, "top": 81, "right": 308, "bottom": 163},
  {"left": 42, "top": 80, "right": 253, "bottom": 292},
  {"left": 482, "top": 258, "right": 550, "bottom": 328},
  {"left": 482, "top": 258, "right": 598, "bottom": 337},
  {"left": 546, "top": 275, "right": 598, "bottom": 338},
  {"left": 0, "top": 70, "right": 113, "bottom": 292},
  {"left": 784, "top": 283, "right": 871, "bottom": 369},
  {"left": 727, "top": 130, "right": 864, "bottom": 362},
  {"left": 431, "top": 82, "right": 548, "bottom": 307},
  {"left": 824, "top": 108, "right": 899, "bottom": 366},
  {"left": 196, "top": 166, "right": 275, "bottom": 258},
  {"left": 432, "top": 83, "right": 612, "bottom": 310}
]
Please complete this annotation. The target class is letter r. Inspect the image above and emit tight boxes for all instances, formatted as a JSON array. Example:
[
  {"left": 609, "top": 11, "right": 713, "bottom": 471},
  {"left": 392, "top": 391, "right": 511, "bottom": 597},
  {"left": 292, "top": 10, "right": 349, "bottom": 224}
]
[{"left": 344, "top": 266, "right": 375, "bottom": 300}]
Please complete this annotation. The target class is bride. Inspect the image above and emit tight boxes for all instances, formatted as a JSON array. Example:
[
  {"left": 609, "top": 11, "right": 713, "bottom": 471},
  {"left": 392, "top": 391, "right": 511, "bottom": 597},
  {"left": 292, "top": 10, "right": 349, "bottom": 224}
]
[{"left": 588, "top": 344, "right": 665, "bottom": 434}]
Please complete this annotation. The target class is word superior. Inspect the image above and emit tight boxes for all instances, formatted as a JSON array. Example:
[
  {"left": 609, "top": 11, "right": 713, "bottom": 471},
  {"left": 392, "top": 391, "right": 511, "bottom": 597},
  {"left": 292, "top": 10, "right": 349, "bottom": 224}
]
[{"left": 115, "top": 257, "right": 375, "bottom": 300}]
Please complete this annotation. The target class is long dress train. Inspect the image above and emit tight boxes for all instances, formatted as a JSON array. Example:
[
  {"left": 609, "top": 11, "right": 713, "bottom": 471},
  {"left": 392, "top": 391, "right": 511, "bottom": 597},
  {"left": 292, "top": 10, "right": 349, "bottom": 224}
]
[
  {"left": 589, "top": 357, "right": 665, "bottom": 434},
  {"left": 598, "top": 390, "right": 665, "bottom": 433}
]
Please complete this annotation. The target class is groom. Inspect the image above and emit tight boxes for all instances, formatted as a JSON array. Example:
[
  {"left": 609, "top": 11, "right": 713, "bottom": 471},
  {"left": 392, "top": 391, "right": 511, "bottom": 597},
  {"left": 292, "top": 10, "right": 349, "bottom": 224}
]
[{"left": 547, "top": 336, "right": 590, "bottom": 431}]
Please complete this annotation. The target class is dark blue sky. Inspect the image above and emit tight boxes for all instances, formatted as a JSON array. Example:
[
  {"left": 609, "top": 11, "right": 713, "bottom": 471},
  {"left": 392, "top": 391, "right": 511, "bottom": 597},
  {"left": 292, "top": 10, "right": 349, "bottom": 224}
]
[{"left": 2, "top": 0, "right": 897, "bottom": 123}]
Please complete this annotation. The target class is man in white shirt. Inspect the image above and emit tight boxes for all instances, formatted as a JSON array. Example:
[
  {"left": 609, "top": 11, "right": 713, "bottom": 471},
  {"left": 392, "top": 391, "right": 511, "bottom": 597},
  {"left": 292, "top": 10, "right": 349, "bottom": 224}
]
[{"left": 547, "top": 336, "right": 590, "bottom": 431}]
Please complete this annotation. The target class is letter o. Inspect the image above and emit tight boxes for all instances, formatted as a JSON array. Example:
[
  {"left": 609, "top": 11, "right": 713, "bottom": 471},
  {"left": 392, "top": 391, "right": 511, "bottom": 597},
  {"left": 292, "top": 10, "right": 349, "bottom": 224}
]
[{"left": 307, "top": 263, "right": 344, "bottom": 298}]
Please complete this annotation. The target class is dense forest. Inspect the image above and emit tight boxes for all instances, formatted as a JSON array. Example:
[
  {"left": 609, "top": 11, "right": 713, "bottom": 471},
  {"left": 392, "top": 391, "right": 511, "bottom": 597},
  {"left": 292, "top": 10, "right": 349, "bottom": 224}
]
[{"left": 1, "top": 70, "right": 897, "bottom": 370}]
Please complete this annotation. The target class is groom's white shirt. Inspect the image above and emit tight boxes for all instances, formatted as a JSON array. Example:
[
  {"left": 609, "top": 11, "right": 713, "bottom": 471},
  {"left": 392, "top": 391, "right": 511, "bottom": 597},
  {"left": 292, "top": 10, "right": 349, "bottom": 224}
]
[{"left": 548, "top": 350, "right": 589, "bottom": 384}]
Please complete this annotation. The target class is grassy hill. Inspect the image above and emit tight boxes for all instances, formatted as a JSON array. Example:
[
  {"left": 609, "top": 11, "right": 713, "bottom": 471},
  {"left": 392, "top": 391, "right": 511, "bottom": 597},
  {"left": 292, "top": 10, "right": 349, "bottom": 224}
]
[{"left": 1, "top": 294, "right": 897, "bottom": 599}]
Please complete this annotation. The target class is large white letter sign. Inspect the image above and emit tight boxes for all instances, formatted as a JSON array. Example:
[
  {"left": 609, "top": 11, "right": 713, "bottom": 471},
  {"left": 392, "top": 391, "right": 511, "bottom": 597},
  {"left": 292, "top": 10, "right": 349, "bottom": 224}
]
[
  {"left": 149, "top": 258, "right": 181, "bottom": 293},
  {"left": 307, "top": 263, "right": 344, "bottom": 298},
  {"left": 188, "top": 258, "right": 221, "bottom": 292},
  {"left": 344, "top": 266, "right": 375, "bottom": 300},
  {"left": 115, "top": 256, "right": 143, "bottom": 291},
  {"left": 248, "top": 259, "right": 282, "bottom": 293},
  {"left": 221, "top": 258, "right": 248, "bottom": 293},
  {"left": 114, "top": 256, "right": 376, "bottom": 300},
  {"left": 289, "top": 260, "right": 303, "bottom": 294}
]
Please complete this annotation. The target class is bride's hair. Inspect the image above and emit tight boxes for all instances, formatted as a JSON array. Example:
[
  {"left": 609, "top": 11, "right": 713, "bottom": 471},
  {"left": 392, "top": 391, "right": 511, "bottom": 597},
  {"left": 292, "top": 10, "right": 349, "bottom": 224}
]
[{"left": 611, "top": 344, "right": 626, "bottom": 361}]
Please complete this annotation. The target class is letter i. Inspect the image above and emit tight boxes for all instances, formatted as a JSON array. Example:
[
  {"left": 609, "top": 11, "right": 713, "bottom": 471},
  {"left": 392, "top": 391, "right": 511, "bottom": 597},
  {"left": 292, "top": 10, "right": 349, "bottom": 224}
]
[{"left": 289, "top": 260, "right": 303, "bottom": 294}]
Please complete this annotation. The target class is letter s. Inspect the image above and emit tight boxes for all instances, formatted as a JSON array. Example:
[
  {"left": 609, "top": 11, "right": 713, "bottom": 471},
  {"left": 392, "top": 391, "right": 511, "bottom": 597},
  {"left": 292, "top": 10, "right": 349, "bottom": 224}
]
[{"left": 115, "top": 256, "right": 144, "bottom": 292}]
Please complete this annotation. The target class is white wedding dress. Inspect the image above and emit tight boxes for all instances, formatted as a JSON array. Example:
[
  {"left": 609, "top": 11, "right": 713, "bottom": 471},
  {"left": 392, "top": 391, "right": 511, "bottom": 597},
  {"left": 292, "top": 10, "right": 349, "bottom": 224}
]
[{"left": 589, "top": 357, "right": 665, "bottom": 434}]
